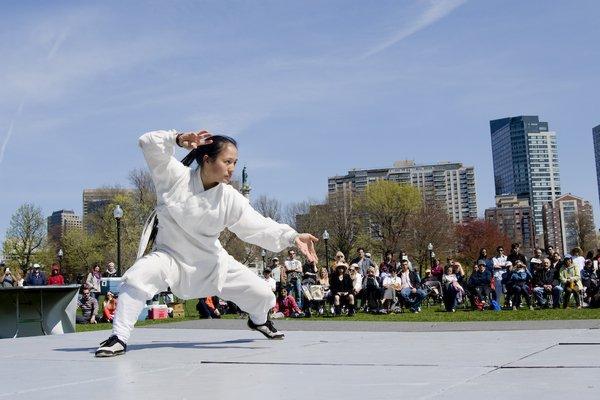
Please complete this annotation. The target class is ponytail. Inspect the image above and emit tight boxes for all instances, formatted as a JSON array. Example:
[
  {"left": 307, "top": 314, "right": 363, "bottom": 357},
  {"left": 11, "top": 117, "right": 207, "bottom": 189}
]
[{"left": 180, "top": 135, "right": 238, "bottom": 167}]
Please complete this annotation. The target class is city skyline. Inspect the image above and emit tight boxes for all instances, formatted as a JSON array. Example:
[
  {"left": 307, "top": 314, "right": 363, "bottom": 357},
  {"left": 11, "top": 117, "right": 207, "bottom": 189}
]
[{"left": 2, "top": 1, "right": 600, "bottom": 245}]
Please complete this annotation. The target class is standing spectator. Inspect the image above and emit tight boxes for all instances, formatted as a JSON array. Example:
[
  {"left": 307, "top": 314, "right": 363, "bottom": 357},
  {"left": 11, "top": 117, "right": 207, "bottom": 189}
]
[
  {"left": 545, "top": 246, "right": 555, "bottom": 258},
  {"left": 398, "top": 259, "right": 427, "bottom": 313},
  {"left": 352, "top": 248, "right": 376, "bottom": 277},
  {"left": 380, "top": 251, "right": 397, "bottom": 276},
  {"left": 330, "top": 263, "right": 355, "bottom": 316},
  {"left": 272, "top": 288, "right": 304, "bottom": 318},
  {"left": 270, "top": 257, "right": 285, "bottom": 292},
  {"left": 284, "top": 249, "right": 303, "bottom": 308},
  {"left": 77, "top": 287, "right": 99, "bottom": 324},
  {"left": 560, "top": 255, "right": 583, "bottom": 308},
  {"left": 24, "top": 264, "right": 47, "bottom": 286},
  {"left": 509, "top": 261, "right": 533, "bottom": 310},
  {"left": 398, "top": 249, "right": 414, "bottom": 271},
  {"left": 492, "top": 246, "right": 508, "bottom": 303},
  {"left": 477, "top": 248, "right": 494, "bottom": 274},
  {"left": 532, "top": 258, "right": 562, "bottom": 308},
  {"left": 571, "top": 247, "right": 585, "bottom": 273},
  {"left": 362, "top": 266, "right": 381, "bottom": 313},
  {"left": 502, "top": 261, "right": 515, "bottom": 307},
  {"left": 47, "top": 263, "right": 65, "bottom": 285},
  {"left": 430, "top": 259, "right": 444, "bottom": 281},
  {"left": 507, "top": 243, "right": 527, "bottom": 267},
  {"left": 262, "top": 268, "right": 276, "bottom": 293},
  {"left": 302, "top": 260, "right": 318, "bottom": 283},
  {"left": 467, "top": 260, "right": 492, "bottom": 308},
  {"left": 442, "top": 265, "right": 464, "bottom": 312},
  {"left": 102, "top": 292, "right": 118, "bottom": 322},
  {"left": 86, "top": 265, "right": 102, "bottom": 300},
  {"left": 550, "top": 251, "right": 563, "bottom": 270},
  {"left": 103, "top": 262, "right": 119, "bottom": 278},
  {"left": 2, "top": 267, "right": 15, "bottom": 287}
]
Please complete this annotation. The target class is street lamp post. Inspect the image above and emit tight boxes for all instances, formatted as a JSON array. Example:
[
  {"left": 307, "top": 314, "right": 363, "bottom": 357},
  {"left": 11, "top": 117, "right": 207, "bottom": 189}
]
[
  {"left": 322, "top": 230, "right": 330, "bottom": 273},
  {"left": 261, "top": 249, "right": 267, "bottom": 272},
  {"left": 427, "top": 243, "right": 434, "bottom": 277},
  {"left": 57, "top": 248, "right": 64, "bottom": 271},
  {"left": 113, "top": 205, "right": 124, "bottom": 277}
]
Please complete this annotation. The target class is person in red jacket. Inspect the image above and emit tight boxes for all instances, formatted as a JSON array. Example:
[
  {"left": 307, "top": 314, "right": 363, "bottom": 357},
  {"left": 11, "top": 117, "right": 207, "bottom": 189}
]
[{"left": 47, "top": 263, "right": 65, "bottom": 285}]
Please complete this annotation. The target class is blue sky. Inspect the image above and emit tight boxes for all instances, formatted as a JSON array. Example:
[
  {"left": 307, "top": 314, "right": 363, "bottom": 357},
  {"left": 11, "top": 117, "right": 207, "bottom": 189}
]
[{"left": 1, "top": 0, "right": 599, "bottom": 246}]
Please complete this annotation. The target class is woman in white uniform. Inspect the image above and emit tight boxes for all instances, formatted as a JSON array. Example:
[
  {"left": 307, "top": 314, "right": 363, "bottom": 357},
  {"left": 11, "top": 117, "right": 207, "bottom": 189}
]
[{"left": 95, "top": 130, "right": 318, "bottom": 357}]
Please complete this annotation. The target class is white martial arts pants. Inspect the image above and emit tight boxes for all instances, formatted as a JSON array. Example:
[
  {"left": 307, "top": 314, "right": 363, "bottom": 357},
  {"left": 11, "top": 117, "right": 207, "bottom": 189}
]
[{"left": 112, "top": 251, "right": 275, "bottom": 343}]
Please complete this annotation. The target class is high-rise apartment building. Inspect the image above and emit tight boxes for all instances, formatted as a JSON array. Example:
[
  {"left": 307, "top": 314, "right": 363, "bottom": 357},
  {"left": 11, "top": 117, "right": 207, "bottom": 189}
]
[
  {"left": 542, "top": 194, "right": 595, "bottom": 255},
  {"left": 490, "top": 116, "right": 561, "bottom": 243},
  {"left": 47, "top": 210, "right": 83, "bottom": 243},
  {"left": 484, "top": 195, "right": 535, "bottom": 253},
  {"left": 593, "top": 124, "right": 600, "bottom": 207},
  {"left": 328, "top": 160, "right": 477, "bottom": 223}
]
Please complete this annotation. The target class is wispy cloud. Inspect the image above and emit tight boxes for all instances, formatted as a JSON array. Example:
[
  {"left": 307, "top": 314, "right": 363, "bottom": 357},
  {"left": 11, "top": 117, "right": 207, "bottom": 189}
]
[
  {"left": 360, "top": 0, "right": 467, "bottom": 59},
  {"left": 0, "top": 100, "right": 25, "bottom": 164}
]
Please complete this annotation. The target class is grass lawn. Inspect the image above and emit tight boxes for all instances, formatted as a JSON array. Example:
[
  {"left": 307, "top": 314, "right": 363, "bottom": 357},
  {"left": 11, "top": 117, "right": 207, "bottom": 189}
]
[{"left": 76, "top": 299, "right": 600, "bottom": 333}]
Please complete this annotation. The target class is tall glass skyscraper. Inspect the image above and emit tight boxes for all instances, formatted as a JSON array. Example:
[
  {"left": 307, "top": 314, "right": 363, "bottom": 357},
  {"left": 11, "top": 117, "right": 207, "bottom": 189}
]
[
  {"left": 593, "top": 124, "right": 600, "bottom": 207},
  {"left": 490, "top": 116, "right": 561, "bottom": 243}
]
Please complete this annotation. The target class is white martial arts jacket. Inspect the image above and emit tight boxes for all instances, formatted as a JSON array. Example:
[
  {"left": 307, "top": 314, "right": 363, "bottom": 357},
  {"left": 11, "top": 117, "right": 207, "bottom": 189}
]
[{"left": 131, "top": 130, "right": 299, "bottom": 297}]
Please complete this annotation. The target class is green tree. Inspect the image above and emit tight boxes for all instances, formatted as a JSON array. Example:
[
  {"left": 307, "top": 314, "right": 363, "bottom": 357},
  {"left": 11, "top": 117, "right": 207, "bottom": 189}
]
[
  {"left": 355, "top": 180, "right": 422, "bottom": 256},
  {"left": 2, "top": 203, "right": 47, "bottom": 275},
  {"left": 61, "top": 228, "right": 103, "bottom": 277}
]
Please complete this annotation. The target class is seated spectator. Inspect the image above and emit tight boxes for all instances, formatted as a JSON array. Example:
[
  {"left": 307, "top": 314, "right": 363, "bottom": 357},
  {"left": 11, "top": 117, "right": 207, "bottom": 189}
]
[
  {"left": 24, "top": 264, "right": 47, "bottom": 286},
  {"left": 77, "top": 287, "right": 99, "bottom": 324},
  {"left": 196, "top": 296, "right": 222, "bottom": 319},
  {"left": 302, "top": 260, "right": 318, "bottom": 283},
  {"left": 262, "top": 268, "right": 276, "bottom": 293},
  {"left": 102, "top": 262, "right": 118, "bottom": 278},
  {"left": 382, "top": 269, "right": 402, "bottom": 311},
  {"left": 532, "top": 257, "right": 562, "bottom": 308},
  {"left": 467, "top": 260, "right": 492, "bottom": 309},
  {"left": 272, "top": 288, "right": 304, "bottom": 318},
  {"left": 333, "top": 251, "right": 346, "bottom": 270},
  {"left": 102, "top": 291, "right": 118, "bottom": 322},
  {"left": 2, "top": 267, "right": 15, "bottom": 287},
  {"left": 362, "top": 266, "right": 381, "bottom": 313},
  {"left": 349, "top": 264, "right": 363, "bottom": 307},
  {"left": 581, "top": 260, "right": 599, "bottom": 306},
  {"left": 560, "top": 255, "right": 583, "bottom": 308},
  {"left": 509, "top": 261, "right": 533, "bottom": 310},
  {"left": 442, "top": 265, "right": 464, "bottom": 312},
  {"left": 397, "top": 259, "right": 427, "bottom": 313},
  {"left": 450, "top": 260, "right": 466, "bottom": 285},
  {"left": 422, "top": 269, "right": 443, "bottom": 301},
  {"left": 317, "top": 267, "right": 330, "bottom": 296},
  {"left": 501, "top": 261, "right": 515, "bottom": 307},
  {"left": 47, "top": 263, "right": 65, "bottom": 285},
  {"left": 330, "top": 263, "right": 355, "bottom": 316}
]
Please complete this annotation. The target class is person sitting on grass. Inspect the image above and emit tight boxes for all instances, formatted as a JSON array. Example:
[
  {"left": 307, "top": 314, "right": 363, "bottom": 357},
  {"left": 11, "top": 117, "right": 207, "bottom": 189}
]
[
  {"left": 581, "top": 259, "right": 598, "bottom": 306},
  {"left": 102, "top": 292, "right": 118, "bottom": 323},
  {"left": 382, "top": 269, "right": 402, "bottom": 312},
  {"left": 77, "top": 287, "right": 99, "bottom": 324},
  {"left": 532, "top": 257, "right": 562, "bottom": 308},
  {"left": 330, "top": 263, "right": 355, "bottom": 316},
  {"left": 272, "top": 288, "right": 303, "bottom": 318},
  {"left": 467, "top": 260, "right": 492, "bottom": 309},
  {"left": 509, "top": 260, "right": 533, "bottom": 310},
  {"left": 560, "top": 255, "right": 583, "bottom": 309}
]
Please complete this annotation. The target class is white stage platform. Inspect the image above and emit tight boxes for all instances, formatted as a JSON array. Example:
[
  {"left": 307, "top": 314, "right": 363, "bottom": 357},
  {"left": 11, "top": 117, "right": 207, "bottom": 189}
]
[{"left": 0, "top": 322, "right": 598, "bottom": 400}]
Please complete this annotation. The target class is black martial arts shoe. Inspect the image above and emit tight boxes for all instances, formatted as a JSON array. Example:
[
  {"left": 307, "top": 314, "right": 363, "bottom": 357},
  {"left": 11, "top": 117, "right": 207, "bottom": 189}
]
[
  {"left": 247, "top": 318, "right": 285, "bottom": 340},
  {"left": 95, "top": 335, "right": 127, "bottom": 357}
]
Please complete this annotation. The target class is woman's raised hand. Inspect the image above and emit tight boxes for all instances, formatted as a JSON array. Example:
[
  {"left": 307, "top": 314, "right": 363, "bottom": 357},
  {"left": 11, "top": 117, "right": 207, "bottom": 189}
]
[
  {"left": 178, "top": 130, "right": 213, "bottom": 150},
  {"left": 295, "top": 233, "right": 319, "bottom": 264}
]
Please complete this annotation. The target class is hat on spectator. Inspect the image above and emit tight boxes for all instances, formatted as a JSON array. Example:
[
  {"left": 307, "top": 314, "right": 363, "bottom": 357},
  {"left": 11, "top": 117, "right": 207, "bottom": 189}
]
[
  {"left": 563, "top": 254, "right": 572, "bottom": 260},
  {"left": 530, "top": 258, "right": 542, "bottom": 264},
  {"left": 425, "top": 269, "right": 431, "bottom": 274},
  {"left": 477, "top": 259, "right": 486, "bottom": 266},
  {"left": 263, "top": 268, "right": 272, "bottom": 274},
  {"left": 272, "top": 257, "right": 279, "bottom": 261},
  {"left": 335, "top": 262, "right": 348, "bottom": 270},
  {"left": 33, "top": 263, "right": 41, "bottom": 269},
  {"left": 349, "top": 263, "right": 359, "bottom": 271},
  {"left": 4, "top": 267, "right": 10, "bottom": 273},
  {"left": 365, "top": 252, "right": 371, "bottom": 258}
]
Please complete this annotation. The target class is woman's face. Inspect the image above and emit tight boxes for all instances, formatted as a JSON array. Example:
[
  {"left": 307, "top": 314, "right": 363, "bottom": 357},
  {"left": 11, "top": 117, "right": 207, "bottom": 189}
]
[
  {"left": 202, "top": 143, "right": 238, "bottom": 185},
  {"left": 93, "top": 266, "right": 100, "bottom": 273}
]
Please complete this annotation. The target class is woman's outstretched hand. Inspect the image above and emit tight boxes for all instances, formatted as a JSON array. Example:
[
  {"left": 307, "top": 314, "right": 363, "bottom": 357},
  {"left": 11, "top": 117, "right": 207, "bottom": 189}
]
[
  {"left": 295, "top": 233, "right": 319, "bottom": 263},
  {"left": 178, "top": 130, "right": 213, "bottom": 150}
]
